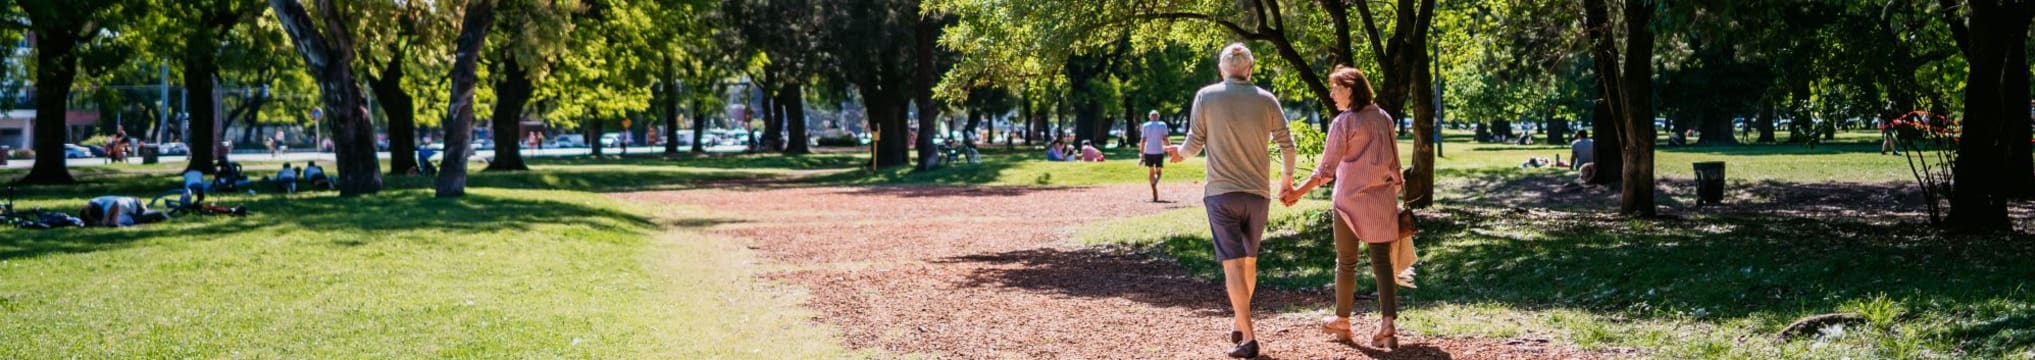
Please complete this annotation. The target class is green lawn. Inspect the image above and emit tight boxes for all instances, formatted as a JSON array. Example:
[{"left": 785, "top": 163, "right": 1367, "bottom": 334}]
[
  {"left": 1074, "top": 201, "right": 2034, "bottom": 359},
  {"left": 1428, "top": 129, "right": 1914, "bottom": 184},
  {"left": 0, "top": 156, "right": 853, "bottom": 358},
  {"left": 805, "top": 128, "right": 1916, "bottom": 187},
  {"left": 0, "top": 134, "right": 2011, "bottom": 358},
  {"left": 805, "top": 146, "right": 1208, "bottom": 186}
]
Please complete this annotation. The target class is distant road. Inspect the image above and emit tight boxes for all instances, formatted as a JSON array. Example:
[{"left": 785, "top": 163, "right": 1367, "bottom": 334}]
[{"left": 0, "top": 145, "right": 755, "bottom": 169}]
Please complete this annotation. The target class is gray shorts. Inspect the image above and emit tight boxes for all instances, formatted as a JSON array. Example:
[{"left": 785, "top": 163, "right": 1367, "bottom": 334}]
[{"left": 1203, "top": 192, "right": 1270, "bottom": 261}]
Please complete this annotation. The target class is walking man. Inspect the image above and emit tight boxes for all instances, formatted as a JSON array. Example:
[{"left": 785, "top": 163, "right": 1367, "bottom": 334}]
[
  {"left": 1166, "top": 43, "right": 1299, "bottom": 358},
  {"left": 1139, "top": 110, "right": 1171, "bottom": 202}
]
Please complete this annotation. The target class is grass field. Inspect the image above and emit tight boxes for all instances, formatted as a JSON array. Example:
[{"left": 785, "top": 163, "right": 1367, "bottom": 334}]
[
  {"left": 0, "top": 157, "right": 851, "bottom": 358},
  {"left": 1072, "top": 199, "right": 2034, "bottom": 359},
  {"left": 0, "top": 129, "right": 2014, "bottom": 358}
]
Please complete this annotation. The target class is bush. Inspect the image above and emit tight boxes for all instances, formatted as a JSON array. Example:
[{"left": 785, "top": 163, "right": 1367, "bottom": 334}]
[
  {"left": 80, "top": 134, "right": 118, "bottom": 147},
  {"left": 1281, "top": 120, "right": 1325, "bottom": 177},
  {"left": 815, "top": 134, "right": 859, "bottom": 147},
  {"left": 5, "top": 149, "right": 29, "bottom": 159}
]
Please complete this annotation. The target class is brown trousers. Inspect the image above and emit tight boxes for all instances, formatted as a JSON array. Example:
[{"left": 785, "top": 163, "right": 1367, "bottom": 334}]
[{"left": 1333, "top": 214, "right": 1397, "bottom": 318}]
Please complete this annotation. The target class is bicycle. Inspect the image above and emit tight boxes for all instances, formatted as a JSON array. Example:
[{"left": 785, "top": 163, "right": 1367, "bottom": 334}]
[
  {"left": 1, "top": 185, "right": 83, "bottom": 229},
  {"left": 150, "top": 186, "right": 250, "bottom": 217}
]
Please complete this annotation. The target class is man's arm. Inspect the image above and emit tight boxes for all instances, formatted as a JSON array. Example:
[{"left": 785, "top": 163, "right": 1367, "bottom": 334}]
[
  {"left": 1269, "top": 102, "right": 1297, "bottom": 192},
  {"left": 1172, "top": 93, "right": 1209, "bottom": 162}
]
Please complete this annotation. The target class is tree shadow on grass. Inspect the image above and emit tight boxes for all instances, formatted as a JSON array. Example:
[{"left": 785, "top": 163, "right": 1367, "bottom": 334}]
[
  {"left": 932, "top": 246, "right": 1318, "bottom": 318},
  {"left": 799, "top": 160, "right": 1022, "bottom": 186},
  {"left": 0, "top": 189, "right": 655, "bottom": 262},
  {"left": 1655, "top": 141, "right": 1883, "bottom": 155},
  {"left": 530, "top": 153, "right": 865, "bottom": 170},
  {"left": 384, "top": 166, "right": 774, "bottom": 193},
  {"left": 1435, "top": 167, "right": 1969, "bottom": 221},
  {"left": 836, "top": 185, "right": 1064, "bottom": 198}
]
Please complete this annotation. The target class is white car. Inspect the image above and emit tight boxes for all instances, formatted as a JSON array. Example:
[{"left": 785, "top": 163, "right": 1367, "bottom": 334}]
[{"left": 548, "top": 134, "right": 586, "bottom": 148}]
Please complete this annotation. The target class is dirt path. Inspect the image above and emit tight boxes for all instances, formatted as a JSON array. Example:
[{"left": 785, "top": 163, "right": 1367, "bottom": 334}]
[{"left": 619, "top": 183, "right": 1617, "bottom": 359}]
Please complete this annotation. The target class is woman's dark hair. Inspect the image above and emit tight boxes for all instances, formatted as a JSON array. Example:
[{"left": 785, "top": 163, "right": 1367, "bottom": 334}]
[{"left": 1328, "top": 64, "right": 1376, "bottom": 108}]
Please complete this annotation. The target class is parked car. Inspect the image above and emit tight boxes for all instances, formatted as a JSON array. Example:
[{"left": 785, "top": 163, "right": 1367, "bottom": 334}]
[
  {"left": 159, "top": 142, "right": 190, "bottom": 156},
  {"left": 599, "top": 133, "right": 621, "bottom": 147},
  {"left": 549, "top": 134, "right": 586, "bottom": 148},
  {"left": 64, "top": 144, "right": 92, "bottom": 158}
]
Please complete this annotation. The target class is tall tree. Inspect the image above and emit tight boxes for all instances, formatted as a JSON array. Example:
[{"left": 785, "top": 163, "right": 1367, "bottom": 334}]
[
  {"left": 163, "top": 0, "right": 263, "bottom": 175},
  {"left": 1354, "top": 0, "right": 1441, "bottom": 207},
  {"left": 11, "top": 0, "right": 130, "bottom": 184},
  {"left": 818, "top": 0, "right": 923, "bottom": 168},
  {"left": 434, "top": 0, "right": 496, "bottom": 197},
  {"left": 268, "top": 0, "right": 384, "bottom": 195},
  {"left": 912, "top": 8, "right": 950, "bottom": 171},
  {"left": 1942, "top": 0, "right": 2033, "bottom": 231},
  {"left": 485, "top": 0, "right": 577, "bottom": 171},
  {"left": 1581, "top": 0, "right": 1658, "bottom": 216}
]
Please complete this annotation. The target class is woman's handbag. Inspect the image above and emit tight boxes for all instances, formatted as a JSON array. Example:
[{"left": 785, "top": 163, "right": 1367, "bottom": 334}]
[{"left": 1391, "top": 208, "right": 1419, "bottom": 288}]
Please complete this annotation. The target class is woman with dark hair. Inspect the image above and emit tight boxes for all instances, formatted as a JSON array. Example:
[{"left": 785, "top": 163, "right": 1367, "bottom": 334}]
[{"left": 1281, "top": 64, "right": 1410, "bottom": 350}]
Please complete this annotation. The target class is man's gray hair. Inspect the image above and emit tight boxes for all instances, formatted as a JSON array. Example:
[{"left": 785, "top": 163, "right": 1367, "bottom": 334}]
[{"left": 1218, "top": 43, "right": 1254, "bottom": 81}]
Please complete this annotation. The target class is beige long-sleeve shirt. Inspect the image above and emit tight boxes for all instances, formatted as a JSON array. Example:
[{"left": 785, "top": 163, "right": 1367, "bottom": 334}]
[{"left": 1179, "top": 79, "right": 1298, "bottom": 199}]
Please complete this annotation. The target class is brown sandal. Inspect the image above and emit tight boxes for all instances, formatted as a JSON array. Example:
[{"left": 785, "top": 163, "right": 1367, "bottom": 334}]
[
  {"left": 1371, "top": 330, "right": 1398, "bottom": 350},
  {"left": 1319, "top": 317, "right": 1353, "bottom": 341}
]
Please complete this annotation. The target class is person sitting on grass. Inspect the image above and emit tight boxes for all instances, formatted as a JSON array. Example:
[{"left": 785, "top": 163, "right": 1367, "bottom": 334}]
[
  {"left": 181, "top": 169, "right": 209, "bottom": 207},
  {"left": 1080, "top": 140, "right": 1105, "bottom": 162},
  {"left": 1045, "top": 140, "right": 1070, "bottom": 161},
  {"left": 80, "top": 196, "right": 168, "bottom": 227},
  {"left": 275, "top": 163, "right": 299, "bottom": 193},
  {"left": 1569, "top": 130, "right": 1595, "bottom": 171},
  {"left": 304, "top": 161, "right": 331, "bottom": 190},
  {"left": 213, "top": 158, "right": 251, "bottom": 191}
]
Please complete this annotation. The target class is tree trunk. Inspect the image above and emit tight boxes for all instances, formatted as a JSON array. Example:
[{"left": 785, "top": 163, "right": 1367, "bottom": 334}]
[
  {"left": 690, "top": 96, "right": 708, "bottom": 154},
  {"left": 760, "top": 78, "right": 783, "bottom": 152},
  {"left": 1947, "top": 1, "right": 2030, "bottom": 231},
  {"left": 1588, "top": 100, "right": 1623, "bottom": 185},
  {"left": 182, "top": 29, "right": 221, "bottom": 175},
  {"left": 1022, "top": 91, "right": 1037, "bottom": 146},
  {"left": 270, "top": 0, "right": 383, "bottom": 195},
  {"left": 1756, "top": 105, "right": 1776, "bottom": 143},
  {"left": 1583, "top": 0, "right": 1656, "bottom": 216},
  {"left": 369, "top": 49, "right": 418, "bottom": 175},
  {"left": 587, "top": 116, "right": 604, "bottom": 157},
  {"left": 433, "top": 0, "right": 493, "bottom": 198},
  {"left": 784, "top": 82, "right": 809, "bottom": 155},
  {"left": 663, "top": 64, "right": 681, "bottom": 155},
  {"left": 1548, "top": 117, "right": 1569, "bottom": 144},
  {"left": 1066, "top": 53, "right": 1108, "bottom": 147},
  {"left": 18, "top": 29, "right": 79, "bottom": 184},
  {"left": 487, "top": 55, "right": 532, "bottom": 171},
  {"left": 914, "top": 13, "right": 942, "bottom": 171},
  {"left": 1406, "top": 41, "right": 1437, "bottom": 208},
  {"left": 1697, "top": 111, "right": 1738, "bottom": 145},
  {"left": 868, "top": 88, "right": 910, "bottom": 168}
]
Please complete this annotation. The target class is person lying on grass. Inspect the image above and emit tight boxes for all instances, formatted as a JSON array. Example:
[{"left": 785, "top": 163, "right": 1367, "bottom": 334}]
[
  {"left": 80, "top": 196, "right": 168, "bottom": 227},
  {"left": 304, "top": 161, "right": 332, "bottom": 190},
  {"left": 1080, "top": 140, "right": 1105, "bottom": 162}
]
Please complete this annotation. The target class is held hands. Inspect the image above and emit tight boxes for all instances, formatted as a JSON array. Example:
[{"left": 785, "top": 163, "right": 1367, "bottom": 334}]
[
  {"left": 1277, "top": 176, "right": 1300, "bottom": 207},
  {"left": 1278, "top": 187, "right": 1304, "bottom": 207}
]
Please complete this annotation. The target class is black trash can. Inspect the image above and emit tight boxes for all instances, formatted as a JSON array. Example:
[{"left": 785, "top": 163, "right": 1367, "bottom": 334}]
[
  {"left": 1694, "top": 161, "right": 1726, "bottom": 205},
  {"left": 141, "top": 144, "right": 160, "bottom": 164}
]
